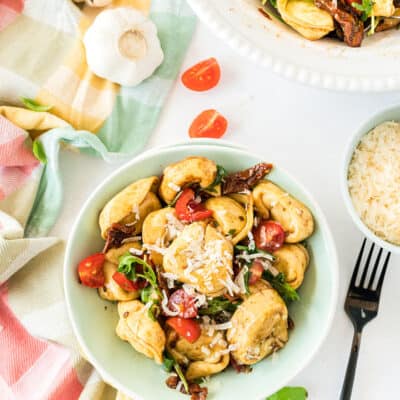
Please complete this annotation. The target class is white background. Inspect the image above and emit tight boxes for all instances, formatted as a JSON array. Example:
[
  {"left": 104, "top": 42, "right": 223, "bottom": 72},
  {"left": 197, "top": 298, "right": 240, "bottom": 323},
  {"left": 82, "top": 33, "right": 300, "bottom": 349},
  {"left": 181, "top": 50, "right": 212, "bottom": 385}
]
[{"left": 52, "top": 22, "right": 400, "bottom": 400}]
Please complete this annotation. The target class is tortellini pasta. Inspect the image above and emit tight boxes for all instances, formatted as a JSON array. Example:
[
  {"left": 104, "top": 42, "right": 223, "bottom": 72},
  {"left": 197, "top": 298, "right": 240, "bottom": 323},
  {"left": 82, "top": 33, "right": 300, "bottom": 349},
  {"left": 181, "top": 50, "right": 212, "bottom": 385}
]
[
  {"left": 273, "top": 244, "right": 309, "bottom": 289},
  {"left": 277, "top": 0, "right": 334, "bottom": 41},
  {"left": 252, "top": 180, "right": 314, "bottom": 243},
  {"left": 205, "top": 193, "right": 254, "bottom": 245},
  {"left": 227, "top": 280, "right": 288, "bottom": 365},
  {"left": 167, "top": 328, "right": 230, "bottom": 380},
  {"left": 159, "top": 157, "right": 217, "bottom": 204},
  {"left": 99, "top": 242, "right": 142, "bottom": 301},
  {"left": 99, "top": 176, "right": 161, "bottom": 238},
  {"left": 116, "top": 300, "right": 166, "bottom": 364},
  {"left": 163, "top": 221, "right": 234, "bottom": 297},
  {"left": 142, "top": 208, "right": 184, "bottom": 266}
]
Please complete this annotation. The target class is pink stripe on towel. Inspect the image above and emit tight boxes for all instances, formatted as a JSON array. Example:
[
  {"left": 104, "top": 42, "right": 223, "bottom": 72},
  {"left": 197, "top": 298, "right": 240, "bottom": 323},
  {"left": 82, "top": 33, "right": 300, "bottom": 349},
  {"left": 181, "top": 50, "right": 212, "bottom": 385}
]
[{"left": 0, "top": 285, "right": 83, "bottom": 399}]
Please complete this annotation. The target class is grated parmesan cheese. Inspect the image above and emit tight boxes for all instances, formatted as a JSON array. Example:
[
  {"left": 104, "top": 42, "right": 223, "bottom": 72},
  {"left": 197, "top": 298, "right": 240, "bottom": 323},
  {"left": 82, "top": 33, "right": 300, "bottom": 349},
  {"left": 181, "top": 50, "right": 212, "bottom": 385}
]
[
  {"left": 121, "top": 236, "right": 141, "bottom": 244},
  {"left": 129, "top": 246, "right": 143, "bottom": 256},
  {"left": 348, "top": 121, "right": 400, "bottom": 245}
]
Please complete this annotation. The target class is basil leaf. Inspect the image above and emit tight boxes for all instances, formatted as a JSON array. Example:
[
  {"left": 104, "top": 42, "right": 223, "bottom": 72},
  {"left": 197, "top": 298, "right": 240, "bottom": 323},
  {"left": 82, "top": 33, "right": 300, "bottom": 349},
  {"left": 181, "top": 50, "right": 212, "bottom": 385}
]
[
  {"left": 266, "top": 386, "right": 308, "bottom": 400},
  {"left": 205, "top": 165, "right": 228, "bottom": 192},
  {"left": 21, "top": 97, "right": 52, "bottom": 112},
  {"left": 32, "top": 140, "right": 47, "bottom": 164},
  {"left": 263, "top": 270, "right": 300, "bottom": 303}
]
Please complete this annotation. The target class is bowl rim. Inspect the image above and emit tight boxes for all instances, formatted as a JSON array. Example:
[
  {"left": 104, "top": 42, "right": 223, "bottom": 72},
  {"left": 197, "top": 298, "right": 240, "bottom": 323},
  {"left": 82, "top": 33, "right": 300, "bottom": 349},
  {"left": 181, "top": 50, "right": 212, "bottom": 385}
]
[
  {"left": 186, "top": 0, "right": 400, "bottom": 92},
  {"left": 341, "top": 103, "right": 400, "bottom": 254},
  {"left": 64, "top": 141, "right": 339, "bottom": 399}
]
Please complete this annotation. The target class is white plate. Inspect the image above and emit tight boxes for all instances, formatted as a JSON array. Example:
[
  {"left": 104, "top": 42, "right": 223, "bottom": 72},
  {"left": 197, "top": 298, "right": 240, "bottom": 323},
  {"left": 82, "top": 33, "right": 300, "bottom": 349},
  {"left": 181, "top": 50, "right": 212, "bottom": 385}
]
[{"left": 187, "top": 0, "right": 400, "bottom": 92}]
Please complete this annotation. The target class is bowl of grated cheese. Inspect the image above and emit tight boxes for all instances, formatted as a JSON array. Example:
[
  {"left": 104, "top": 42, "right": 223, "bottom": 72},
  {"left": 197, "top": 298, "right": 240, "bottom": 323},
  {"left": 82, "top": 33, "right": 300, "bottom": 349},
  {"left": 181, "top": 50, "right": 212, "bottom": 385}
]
[
  {"left": 65, "top": 141, "right": 338, "bottom": 400},
  {"left": 342, "top": 104, "right": 400, "bottom": 253}
]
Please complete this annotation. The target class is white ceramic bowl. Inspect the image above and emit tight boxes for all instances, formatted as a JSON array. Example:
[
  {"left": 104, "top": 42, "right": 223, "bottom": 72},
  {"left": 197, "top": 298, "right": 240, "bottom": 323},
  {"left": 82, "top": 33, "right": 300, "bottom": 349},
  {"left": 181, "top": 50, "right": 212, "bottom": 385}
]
[
  {"left": 64, "top": 142, "right": 338, "bottom": 399},
  {"left": 341, "top": 104, "right": 400, "bottom": 254},
  {"left": 187, "top": 0, "right": 400, "bottom": 92}
]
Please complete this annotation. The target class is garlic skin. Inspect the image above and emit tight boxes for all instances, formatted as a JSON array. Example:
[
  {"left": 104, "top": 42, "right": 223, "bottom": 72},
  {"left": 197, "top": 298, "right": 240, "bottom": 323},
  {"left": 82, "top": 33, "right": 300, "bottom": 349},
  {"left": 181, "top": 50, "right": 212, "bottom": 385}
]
[{"left": 83, "top": 8, "right": 164, "bottom": 87}]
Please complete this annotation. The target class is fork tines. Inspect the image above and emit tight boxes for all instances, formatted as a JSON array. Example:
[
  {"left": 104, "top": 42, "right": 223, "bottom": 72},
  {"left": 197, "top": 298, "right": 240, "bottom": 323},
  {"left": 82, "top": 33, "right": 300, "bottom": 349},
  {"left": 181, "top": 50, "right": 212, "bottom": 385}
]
[{"left": 349, "top": 238, "right": 391, "bottom": 295}]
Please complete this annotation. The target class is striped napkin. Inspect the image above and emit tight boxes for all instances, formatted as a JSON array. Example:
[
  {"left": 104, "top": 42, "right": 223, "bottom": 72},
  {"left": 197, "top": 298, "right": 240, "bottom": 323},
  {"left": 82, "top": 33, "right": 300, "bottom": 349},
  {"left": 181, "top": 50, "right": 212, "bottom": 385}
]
[{"left": 0, "top": 0, "right": 196, "bottom": 398}]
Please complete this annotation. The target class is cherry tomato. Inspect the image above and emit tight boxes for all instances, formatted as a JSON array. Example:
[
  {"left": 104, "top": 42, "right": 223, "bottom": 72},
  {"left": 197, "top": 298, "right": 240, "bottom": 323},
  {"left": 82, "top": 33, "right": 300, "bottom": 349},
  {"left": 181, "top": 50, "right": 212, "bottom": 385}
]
[
  {"left": 78, "top": 253, "right": 105, "bottom": 288},
  {"left": 112, "top": 271, "right": 142, "bottom": 292},
  {"left": 166, "top": 317, "right": 201, "bottom": 343},
  {"left": 168, "top": 289, "right": 198, "bottom": 318},
  {"left": 248, "top": 259, "right": 264, "bottom": 285},
  {"left": 254, "top": 220, "right": 285, "bottom": 252},
  {"left": 189, "top": 109, "right": 228, "bottom": 139},
  {"left": 181, "top": 57, "right": 221, "bottom": 92},
  {"left": 175, "top": 188, "right": 213, "bottom": 223}
]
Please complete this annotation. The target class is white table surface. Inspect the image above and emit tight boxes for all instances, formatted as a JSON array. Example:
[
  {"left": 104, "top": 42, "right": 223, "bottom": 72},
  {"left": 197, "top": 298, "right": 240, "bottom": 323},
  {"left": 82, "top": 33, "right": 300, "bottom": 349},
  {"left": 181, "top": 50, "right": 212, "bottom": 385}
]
[{"left": 51, "top": 21, "right": 400, "bottom": 400}]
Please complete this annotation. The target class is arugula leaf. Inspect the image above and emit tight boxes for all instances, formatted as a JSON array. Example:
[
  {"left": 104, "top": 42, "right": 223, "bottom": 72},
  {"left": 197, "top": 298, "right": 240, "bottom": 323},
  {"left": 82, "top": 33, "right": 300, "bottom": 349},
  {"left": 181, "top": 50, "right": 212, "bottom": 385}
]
[
  {"left": 228, "top": 229, "right": 237, "bottom": 236},
  {"left": 205, "top": 165, "right": 228, "bottom": 193},
  {"left": 117, "top": 253, "right": 138, "bottom": 281},
  {"left": 351, "top": 0, "right": 374, "bottom": 21},
  {"left": 199, "top": 296, "right": 241, "bottom": 316},
  {"left": 163, "top": 353, "right": 175, "bottom": 372},
  {"left": 21, "top": 97, "right": 52, "bottom": 112},
  {"left": 263, "top": 270, "right": 300, "bottom": 303},
  {"left": 174, "top": 364, "right": 189, "bottom": 393},
  {"left": 244, "top": 267, "right": 250, "bottom": 294},
  {"left": 266, "top": 386, "right": 308, "bottom": 400},
  {"left": 32, "top": 140, "right": 47, "bottom": 164},
  {"left": 234, "top": 244, "right": 276, "bottom": 262},
  {"left": 140, "top": 286, "right": 153, "bottom": 303}
]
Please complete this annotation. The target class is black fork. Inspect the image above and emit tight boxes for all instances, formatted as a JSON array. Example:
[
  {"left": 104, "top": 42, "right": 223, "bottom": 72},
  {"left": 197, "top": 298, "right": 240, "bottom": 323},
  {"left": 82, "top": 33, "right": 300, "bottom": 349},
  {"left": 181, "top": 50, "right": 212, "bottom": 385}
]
[{"left": 340, "top": 239, "right": 391, "bottom": 400}]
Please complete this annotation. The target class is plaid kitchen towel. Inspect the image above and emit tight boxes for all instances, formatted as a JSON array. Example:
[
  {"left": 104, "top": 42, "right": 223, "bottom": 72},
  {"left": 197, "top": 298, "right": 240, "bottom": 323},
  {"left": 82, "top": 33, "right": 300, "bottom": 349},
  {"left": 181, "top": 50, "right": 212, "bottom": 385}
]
[{"left": 0, "top": 0, "right": 196, "bottom": 398}]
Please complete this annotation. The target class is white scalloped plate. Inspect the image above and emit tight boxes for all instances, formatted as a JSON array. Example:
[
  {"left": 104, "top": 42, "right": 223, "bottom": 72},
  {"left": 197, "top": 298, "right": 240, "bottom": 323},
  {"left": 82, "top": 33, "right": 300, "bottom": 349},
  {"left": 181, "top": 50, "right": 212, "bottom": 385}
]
[{"left": 187, "top": 0, "right": 400, "bottom": 92}]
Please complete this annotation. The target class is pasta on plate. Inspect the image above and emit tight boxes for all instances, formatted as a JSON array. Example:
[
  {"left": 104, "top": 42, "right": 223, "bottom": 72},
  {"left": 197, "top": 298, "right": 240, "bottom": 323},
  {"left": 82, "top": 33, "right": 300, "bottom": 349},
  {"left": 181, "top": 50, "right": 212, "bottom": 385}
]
[{"left": 76, "top": 156, "right": 314, "bottom": 400}]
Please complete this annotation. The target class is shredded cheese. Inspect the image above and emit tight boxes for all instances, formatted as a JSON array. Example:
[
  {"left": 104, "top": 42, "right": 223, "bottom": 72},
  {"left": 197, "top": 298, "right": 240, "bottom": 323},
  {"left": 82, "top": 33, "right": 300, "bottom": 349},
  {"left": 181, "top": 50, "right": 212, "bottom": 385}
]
[
  {"left": 121, "top": 236, "right": 142, "bottom": 244},
  {"left": 348, "top": 121, "right": 400, "bottom": 245},
  {"left": 129, "top": 246, "right": 143, "bottom": 255}
]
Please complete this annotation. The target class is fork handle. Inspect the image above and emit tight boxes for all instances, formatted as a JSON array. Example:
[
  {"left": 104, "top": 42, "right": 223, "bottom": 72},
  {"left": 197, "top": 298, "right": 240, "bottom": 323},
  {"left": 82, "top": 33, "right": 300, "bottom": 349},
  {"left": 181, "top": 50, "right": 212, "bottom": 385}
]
[{"left": 340, "top": 329, "right": 363, "bottom": 400}]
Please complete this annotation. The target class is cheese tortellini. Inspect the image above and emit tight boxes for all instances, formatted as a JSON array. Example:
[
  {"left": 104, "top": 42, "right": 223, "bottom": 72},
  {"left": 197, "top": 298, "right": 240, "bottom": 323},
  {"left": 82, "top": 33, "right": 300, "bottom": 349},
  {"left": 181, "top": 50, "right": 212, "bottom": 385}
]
[
  {"left": 167, "top": 328, "right": 230, "bottom": 380},
  {"left": 159, "top": 157, "right": 217, "bottom": 204},
  {"left": 253, "top": 180, "right": 314, "bottom": 243},
  {"left": 99, "top": 176, "right": 161, "bottom": 238},
  {"left": 163, "top": 221, "right": 234, "bottom": 297},
  {"left": 227, "top": 281, "right": 288, "bottom": 365},
  {"left": 116, "top": 300, "right": 166, "bottom": 364},
  {"left": 273, "top": 244, "right": 309, "bottom": 289},
  {"left": 99, "top": 242, "right": 142, "bottom": 301}
]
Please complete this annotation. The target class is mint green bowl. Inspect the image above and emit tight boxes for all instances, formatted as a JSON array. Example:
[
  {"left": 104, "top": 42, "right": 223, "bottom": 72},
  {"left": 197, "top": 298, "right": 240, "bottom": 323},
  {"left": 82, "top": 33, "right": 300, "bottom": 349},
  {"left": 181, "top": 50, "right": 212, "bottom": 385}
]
[{"left": 64, "top": 143, "right": 338, "bottom": 400}]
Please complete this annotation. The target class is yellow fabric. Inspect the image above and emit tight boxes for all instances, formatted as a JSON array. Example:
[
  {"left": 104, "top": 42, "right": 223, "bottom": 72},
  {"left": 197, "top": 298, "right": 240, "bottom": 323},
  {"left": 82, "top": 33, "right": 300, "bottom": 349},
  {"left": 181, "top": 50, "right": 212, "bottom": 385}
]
[
  {"left": 35, "top": 0, "right": 151, "bottom": 133},
  {"left": 0, "top": 106, "right": 68, "bottom": 138}
]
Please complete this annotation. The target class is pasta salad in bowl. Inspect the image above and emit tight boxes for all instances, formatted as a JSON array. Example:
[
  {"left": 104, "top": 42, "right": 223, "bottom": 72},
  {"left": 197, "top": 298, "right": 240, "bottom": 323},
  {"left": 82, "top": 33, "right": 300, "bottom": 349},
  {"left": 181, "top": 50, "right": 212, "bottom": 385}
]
[{"left": 64, "top": 143, "right": 338, "bottom": 400}]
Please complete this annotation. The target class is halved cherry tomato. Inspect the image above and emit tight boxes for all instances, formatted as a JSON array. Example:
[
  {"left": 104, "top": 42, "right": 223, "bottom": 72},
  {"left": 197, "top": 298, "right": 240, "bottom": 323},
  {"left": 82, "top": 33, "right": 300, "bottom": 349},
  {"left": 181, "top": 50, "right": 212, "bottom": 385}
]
[
  {"left": 189, "top": 109, "right": 228, "bottom": 139},
  {"left": 78, "top": 253, "right": 105, "bottom": 288},
  {"left": 168, "top": 289, "right": 198, "bottom": 318},
  {"left": 166, "top": 317, "right": 201, "bottom": 343},
  {"left": 181, "top": 57, "right": 221, "bottom": 92},
  {"left": 254, "top": 220, "right": 285, "bottom": 252},
  {"left": 175, "top": 188, "right": 213, "bottom": 223},
  {"left": 112, "top": 271, "right": 143, "bottom": 292},
  {"left": 248, "top": 259, "right": 264, "bottom": 285}
]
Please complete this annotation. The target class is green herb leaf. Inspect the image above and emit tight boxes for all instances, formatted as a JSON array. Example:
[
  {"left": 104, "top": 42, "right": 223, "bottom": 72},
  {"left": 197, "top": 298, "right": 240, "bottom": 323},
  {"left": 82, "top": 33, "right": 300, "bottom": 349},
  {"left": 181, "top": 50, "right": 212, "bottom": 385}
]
[
  {"left": 117, "top": 253, "right": 138, "bottom": 281},
  {"left": 174, "top": 364, "right": 189, "bottom": 393},
  {"left": 21, "top": 97, "right": 52, "bottom": 112},
  {"left": 205, "top": 165, "right": 228, "bottom": 192},
  {"left": 266, "top": 386, "right": 308, "bottom": 400},
  {"left": 32, "top": 140, "right": 47, "bottom": 164},
  {"left": 351, "top": 0, "right": 374, "bottom": 21},
  {"left": 199, "top": 296, "right": 241, "bottom": 316},
  {"left": 163, "top": 353, "right": 175, "bottom": 372},
  {"left": 140, "top": 286, "right": 153, "bottom": 303},
  {"left": 244, "top": 267, "right": 250, "bottom": 294},
  {"left": 263, "top": 270, "right": 300, "bottom": 303},
  {"left": 228, "top": 229, "right": 237, "bottom": 236},
  {"left": 268, "top": 0, "right": 277, "bottom": 8},
  {"left": 234, "top": 244, "right": 276, "bottom": 261}
]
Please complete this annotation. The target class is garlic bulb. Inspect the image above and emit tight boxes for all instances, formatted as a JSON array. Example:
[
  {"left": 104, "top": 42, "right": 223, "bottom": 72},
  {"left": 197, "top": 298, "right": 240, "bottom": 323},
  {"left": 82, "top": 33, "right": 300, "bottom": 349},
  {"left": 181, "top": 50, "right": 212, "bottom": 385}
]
[{"left": 83, "top": 8, "right": 164, "bottom": 87}]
